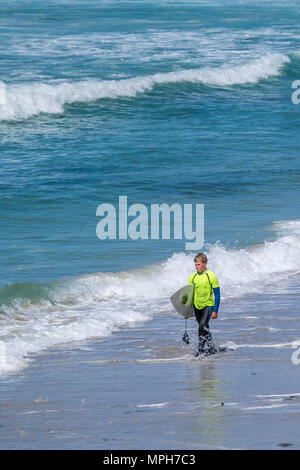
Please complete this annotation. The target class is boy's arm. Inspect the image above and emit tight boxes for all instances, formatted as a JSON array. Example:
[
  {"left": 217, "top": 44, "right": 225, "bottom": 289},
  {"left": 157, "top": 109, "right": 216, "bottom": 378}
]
[
  {"left": 211, "top": 272, "right": 220, "bottom": 318},
  {"left": 212, "top": 287, "right": 220, "bottom": 318}
]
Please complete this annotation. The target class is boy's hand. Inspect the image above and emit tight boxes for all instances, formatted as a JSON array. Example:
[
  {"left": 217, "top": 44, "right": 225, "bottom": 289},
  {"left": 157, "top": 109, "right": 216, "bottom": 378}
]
[{"left": 211, "top": 312, "right": 218, "bottom": 319}]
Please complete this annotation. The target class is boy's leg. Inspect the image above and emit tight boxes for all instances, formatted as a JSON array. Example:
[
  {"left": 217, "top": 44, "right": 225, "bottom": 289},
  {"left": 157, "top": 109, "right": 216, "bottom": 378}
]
[
  {"left": 204, "top": 307, "right": 217, "bottom": 354},
  {"left": 194, "top": 306, "right": 211, "bottom": 353},
  {"left": 194, "top": 306, "right": 217, "bottom": 354}
]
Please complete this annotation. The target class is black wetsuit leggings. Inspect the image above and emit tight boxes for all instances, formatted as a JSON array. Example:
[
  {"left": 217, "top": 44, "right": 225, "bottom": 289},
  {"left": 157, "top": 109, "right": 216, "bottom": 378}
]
[{"left": 194, "top": 306, "right": 216, "bottom": 353}]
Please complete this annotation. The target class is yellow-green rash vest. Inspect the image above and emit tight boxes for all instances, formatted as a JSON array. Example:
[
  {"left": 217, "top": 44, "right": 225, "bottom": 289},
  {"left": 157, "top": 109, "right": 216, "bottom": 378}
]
[{"left": 188, "top": 269, "right": 219, "bottom": 310}]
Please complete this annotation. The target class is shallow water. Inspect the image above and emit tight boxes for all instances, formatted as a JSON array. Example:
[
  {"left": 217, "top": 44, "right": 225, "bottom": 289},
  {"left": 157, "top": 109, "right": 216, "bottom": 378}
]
[{"left": 0, "top": 283, "right": 299, "bottom": 450}]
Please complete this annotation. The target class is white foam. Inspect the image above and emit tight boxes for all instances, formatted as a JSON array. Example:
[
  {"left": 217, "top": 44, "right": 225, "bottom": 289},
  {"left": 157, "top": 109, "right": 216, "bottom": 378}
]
[
  {"left": 207, "top": 222, "right": 300, "bottom": 297},
  {"left": 7, "top": 28, "right": 295, "bottom": 65},
  {"left": 0, "top": 53, "right": 289, "bottom": 121},
  {"left": 272, "top": 219, "right": 300, "bottom": 237},
  {"left": 136, "top": 402, "right": 170, "bottom": 408},
  {"left": 256, "top": 393, "right": 300, "bottom": 398},
  {"left": 224, "top": 341, "right": 293, "bottom": 350},
  {"left": 0, "top": 217, "right": 299, "bottom": 375},
  {"left": 241, "top": 403, "right": 295, "bottom": 411}
]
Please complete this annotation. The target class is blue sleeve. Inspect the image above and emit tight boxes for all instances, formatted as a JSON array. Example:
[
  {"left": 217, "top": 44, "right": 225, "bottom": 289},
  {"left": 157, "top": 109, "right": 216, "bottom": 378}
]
[{"left": 213, "top": 287, "right": 220, "bottom": 313}]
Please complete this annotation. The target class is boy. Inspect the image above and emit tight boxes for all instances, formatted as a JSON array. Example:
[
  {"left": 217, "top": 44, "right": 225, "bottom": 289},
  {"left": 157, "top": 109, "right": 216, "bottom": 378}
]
[{"left": 188, "top": 252, "right": 220, "bottom": 355}]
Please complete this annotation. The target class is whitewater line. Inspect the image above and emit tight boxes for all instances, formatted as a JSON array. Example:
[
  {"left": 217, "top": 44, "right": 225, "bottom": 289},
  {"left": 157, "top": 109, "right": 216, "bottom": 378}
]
[{"left": 0, "top": 53, "right": 290, "bottom": 121}]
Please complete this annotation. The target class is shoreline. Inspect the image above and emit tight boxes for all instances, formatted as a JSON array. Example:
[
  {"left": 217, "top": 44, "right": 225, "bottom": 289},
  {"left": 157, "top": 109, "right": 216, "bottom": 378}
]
[{"left": 0, "top": 301, "right": 299, "bottom": 450}]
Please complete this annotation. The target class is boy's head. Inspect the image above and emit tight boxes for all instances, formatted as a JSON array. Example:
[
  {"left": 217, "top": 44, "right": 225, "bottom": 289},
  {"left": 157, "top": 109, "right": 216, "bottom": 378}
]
[{"left": 194, "top": 253, "right": 207, "bottom": 272}]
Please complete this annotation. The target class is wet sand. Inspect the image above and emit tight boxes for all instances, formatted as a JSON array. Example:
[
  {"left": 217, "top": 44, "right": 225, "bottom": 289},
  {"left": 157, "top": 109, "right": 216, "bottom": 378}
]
[{"left": 0, "top": 297, "right": 300, "bottom": 450}]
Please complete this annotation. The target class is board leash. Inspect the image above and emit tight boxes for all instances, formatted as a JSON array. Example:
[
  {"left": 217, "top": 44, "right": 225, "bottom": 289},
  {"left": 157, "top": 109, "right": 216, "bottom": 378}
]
[{"left": 182, "top": 318, "right": 190, "bottom": 345}]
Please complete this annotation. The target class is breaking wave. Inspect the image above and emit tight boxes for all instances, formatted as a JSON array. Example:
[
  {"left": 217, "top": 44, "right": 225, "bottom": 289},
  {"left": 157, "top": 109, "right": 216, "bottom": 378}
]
[
  {"left": 0, "top": 218, "right": 299, "bottom": 375},
  {"left": 0, "top": 53, "right": 290, "bottom": 121}
]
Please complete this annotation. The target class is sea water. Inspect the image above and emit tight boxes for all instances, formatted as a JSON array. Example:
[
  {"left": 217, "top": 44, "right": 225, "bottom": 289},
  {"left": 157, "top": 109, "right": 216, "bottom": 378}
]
[{"left": 0, "top": 0, "right": 300, "bottom": 449}]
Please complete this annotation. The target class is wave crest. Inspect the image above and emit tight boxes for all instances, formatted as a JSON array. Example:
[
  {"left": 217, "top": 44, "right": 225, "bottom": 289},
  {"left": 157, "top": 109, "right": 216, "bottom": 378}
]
[{"left": 0, "top": 53, "right": 289, "bottom": 121}]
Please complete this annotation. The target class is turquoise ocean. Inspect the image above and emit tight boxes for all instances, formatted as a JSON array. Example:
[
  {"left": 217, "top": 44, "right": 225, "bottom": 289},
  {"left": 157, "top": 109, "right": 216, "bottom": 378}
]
[{"left": 0, "top": 1, "right": 300, "bottom": 444}]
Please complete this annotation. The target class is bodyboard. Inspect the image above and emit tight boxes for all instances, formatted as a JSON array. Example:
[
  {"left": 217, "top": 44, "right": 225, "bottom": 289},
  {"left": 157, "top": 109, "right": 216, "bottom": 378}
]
[{"left": 170, "top": 284, "right": 195, "bottom": 318}]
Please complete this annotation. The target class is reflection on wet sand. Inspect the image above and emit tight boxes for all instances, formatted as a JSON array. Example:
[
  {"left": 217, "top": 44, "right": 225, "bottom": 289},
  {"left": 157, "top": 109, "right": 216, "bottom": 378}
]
[{"left": 181, "top": 360, "right": 228, "bottom": 449}]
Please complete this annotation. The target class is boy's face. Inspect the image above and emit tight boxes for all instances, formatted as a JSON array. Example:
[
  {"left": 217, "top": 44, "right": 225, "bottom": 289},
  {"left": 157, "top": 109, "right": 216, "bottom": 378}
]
[{"left": 195, "top": 260, "right": 207, "bottom": 272}]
